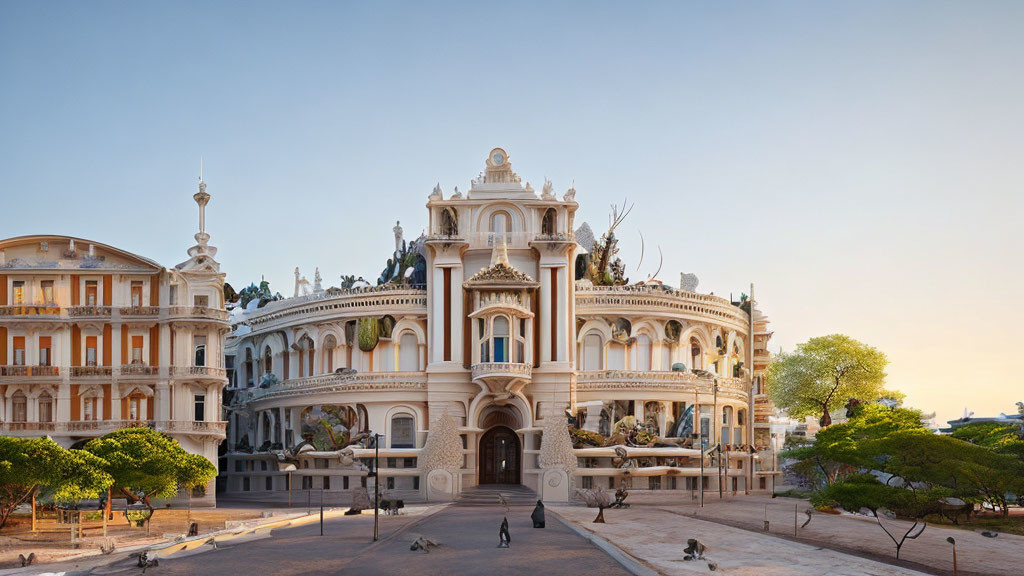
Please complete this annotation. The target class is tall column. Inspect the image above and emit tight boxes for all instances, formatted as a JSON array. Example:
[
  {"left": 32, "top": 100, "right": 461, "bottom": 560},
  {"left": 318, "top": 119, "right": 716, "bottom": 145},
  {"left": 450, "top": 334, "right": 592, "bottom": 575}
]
[
  {"left": 450, "top": 265, "right": 464, "bottom": 364},
  {"left": 430, "top": 267, "right": 444, "bottom": 363},
  {"left": 556, "top": 266, "right": 569, "bottom": 362},
  {"left": 539, "top": 267, "right": 552, "bottom": 363}
]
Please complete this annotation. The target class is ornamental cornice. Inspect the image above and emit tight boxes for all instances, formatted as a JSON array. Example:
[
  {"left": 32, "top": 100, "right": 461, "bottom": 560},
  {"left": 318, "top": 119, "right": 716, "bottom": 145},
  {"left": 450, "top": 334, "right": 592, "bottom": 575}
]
[{"left": 574, "top": 285, "right": 749, "bottom": 332}]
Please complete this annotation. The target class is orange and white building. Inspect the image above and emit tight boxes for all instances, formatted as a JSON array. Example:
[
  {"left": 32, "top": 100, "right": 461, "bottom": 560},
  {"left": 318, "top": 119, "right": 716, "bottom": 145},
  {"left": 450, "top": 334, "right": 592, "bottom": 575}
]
[{"left": 0, "top": 177, "right": 228, "bottom": 503}]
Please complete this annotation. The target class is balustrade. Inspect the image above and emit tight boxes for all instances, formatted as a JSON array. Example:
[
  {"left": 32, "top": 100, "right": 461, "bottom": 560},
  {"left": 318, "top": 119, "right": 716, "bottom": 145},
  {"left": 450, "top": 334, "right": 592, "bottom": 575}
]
[{"left": 0, "top": 365, "right": 60, "bottom": 377}]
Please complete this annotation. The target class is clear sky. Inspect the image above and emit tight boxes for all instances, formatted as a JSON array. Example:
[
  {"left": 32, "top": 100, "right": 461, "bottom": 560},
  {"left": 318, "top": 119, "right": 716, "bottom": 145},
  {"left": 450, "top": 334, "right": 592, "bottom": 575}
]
[{"left": 2, "top": 1, "right": 1021, "bottom": 426}]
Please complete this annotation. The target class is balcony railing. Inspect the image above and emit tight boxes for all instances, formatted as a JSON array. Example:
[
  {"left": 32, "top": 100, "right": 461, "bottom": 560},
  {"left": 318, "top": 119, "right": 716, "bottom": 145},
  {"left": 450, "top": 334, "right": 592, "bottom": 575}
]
[
  {"left": 70, "top": 366, "right": 113, "bottom": 377},
  {"left": 470, "top": 362, "right": 533, "bottom": 380},
  {"left": 172, "top": 366, "right": 227, "bottom": 379},
  {"left": 168, "top": 306, "right": 230, "bottom": 321},
  {"left": 119, "top": 364, "right": 161, "bottom": 376},
  {"left": 1, "top": 422, "right": 57, "bottom": 432},
  {"left": 246, "top": 371, "right": 427, "bottom": 401},
  {"left": 0, "top": 419, "right": 226, "bottom": 437},
  {"left": 575, "top": 284, "right": 749, "bottom": 329},
  {"left": 119, "top": 306, "right": 160, "bottom": 317},
  {"left": 532, "top": 232, "right": 576, "bottom": 243},
  {"left": 67, "top": 306, "right": 113, "bottom": 318},
  {"left": 0, "top": 305, "right": 61, "bottom": 317},
  {"left": 576, "top": 370, "right": 747, "bottom": 394},
  {"left": 0, "top": 365, "right": 60, "bottom": 377}
]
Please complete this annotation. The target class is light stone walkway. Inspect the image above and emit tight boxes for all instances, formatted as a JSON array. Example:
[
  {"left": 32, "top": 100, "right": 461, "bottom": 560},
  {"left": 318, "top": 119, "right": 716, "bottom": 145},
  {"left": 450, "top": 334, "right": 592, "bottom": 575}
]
[{"left": 552, "top": 505, "right": 934, "bottom": 576}]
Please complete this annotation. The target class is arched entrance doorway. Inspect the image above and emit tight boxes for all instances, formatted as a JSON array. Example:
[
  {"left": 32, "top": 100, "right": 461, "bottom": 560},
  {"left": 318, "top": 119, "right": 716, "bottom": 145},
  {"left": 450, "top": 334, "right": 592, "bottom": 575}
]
[{"left": 478, "top": 426, "right": 521, "bottom": 485}]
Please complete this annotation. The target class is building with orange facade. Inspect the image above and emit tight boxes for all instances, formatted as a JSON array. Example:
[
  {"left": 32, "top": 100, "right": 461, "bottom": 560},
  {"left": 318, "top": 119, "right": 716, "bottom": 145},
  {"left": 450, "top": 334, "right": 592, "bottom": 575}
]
[{"left": 0, "top": 177, "right": 228, "bottom": 504}]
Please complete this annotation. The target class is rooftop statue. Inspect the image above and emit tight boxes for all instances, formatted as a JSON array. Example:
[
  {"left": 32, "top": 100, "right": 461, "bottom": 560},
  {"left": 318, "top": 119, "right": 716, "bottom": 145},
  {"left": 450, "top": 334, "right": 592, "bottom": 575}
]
[
  {"left": 313, "top": 267, "right": 323, "bottom": 293},
  {"left": 430, "top": 182, "right": 443, "bottom": 200},
  {"left": 237, "top": 278, "right": 283, "bottom": 309},
  {"left": 451, "top": 185, "right": 462, "bottom": 198},
  {"left": 564, "top": 180, "right": 576, "bottom": 202},
  {"left": 294, "top": 267, "right": 313, "bottom": 297},
  {"left": 541, "top": 178, "right": 555, "bottom": 200},
  {"left": 393, "top": 221, "right": 403, "bottom": 253}
]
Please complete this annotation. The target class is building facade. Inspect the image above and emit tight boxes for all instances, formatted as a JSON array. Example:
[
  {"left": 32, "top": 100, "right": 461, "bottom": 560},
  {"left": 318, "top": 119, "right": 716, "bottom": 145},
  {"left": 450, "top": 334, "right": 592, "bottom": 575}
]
[
  {"left": 0, "top": 178, "right": 228, "bottom": 504},
  {"left": 223, "top": 149, "right": 775, "bottom": 502}
]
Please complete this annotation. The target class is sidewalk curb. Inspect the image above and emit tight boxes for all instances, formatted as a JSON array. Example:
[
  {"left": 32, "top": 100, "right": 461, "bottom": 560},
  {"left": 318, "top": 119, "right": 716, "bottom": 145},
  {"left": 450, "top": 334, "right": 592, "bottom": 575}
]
[{"left": 547, "top": 508, "right": 661, "bottom": 576}]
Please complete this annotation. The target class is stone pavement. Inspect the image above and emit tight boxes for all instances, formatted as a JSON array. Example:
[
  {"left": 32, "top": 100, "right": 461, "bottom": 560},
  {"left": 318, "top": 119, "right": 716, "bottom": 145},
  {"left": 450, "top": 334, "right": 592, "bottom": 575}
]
[
  {"left": 553, "top": 505, "right": 934, "bottom": 576},
  {"left": 149, "top": 505, "right": 629, "bottom": 576}
]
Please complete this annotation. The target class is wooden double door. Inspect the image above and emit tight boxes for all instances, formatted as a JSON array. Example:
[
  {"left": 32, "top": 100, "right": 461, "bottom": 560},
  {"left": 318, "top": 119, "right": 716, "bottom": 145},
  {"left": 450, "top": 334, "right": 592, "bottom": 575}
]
[{"left": 478, "top": 426, "right": 521, "bottom": 485}]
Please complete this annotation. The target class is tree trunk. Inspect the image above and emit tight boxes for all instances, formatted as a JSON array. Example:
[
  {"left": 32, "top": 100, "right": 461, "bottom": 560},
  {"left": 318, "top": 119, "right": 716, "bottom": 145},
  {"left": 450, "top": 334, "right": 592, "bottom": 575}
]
[{"left": 819, "top": 408, "right": 832, "bottom": 427}]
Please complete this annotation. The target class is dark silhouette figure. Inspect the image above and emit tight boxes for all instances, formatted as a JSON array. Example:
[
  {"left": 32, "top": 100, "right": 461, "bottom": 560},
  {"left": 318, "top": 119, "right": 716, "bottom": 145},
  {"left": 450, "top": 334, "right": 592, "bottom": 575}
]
[
  {"left": 498, "top": 516, "right": 511, "bottom": 548},
  {"left": 531, "top": 500, "right": 546, "bottom": 528}
]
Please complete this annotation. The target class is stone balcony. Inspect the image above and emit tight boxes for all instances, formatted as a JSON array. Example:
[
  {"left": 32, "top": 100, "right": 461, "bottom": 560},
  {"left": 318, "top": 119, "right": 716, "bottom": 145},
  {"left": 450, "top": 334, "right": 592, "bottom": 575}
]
[
  {"left": 119, "top": 364, "right": 161, "bottom": 377},
  {"left": 576, "top": 370, "right": 747, "bottom": 396},
  {"left": 70, "top": 366, "right": 114, "bottom": 377},
  {"left": 242, "top": 371, "right": 427, "bottom": 403},
  {"left": 67, "top": 306, "right": 113, "bottom": 318},
  {"left": 574, "top": 284, "right": 750, "bottom": 332},
  {"left": 0, "top": 365, "right": 60, "bottom": 377},
  {"left": 167, "top": 306, "right": 230, "bottom": 321},
  {"left": 172, "top": 365, "right": 227, "bottom": 380},
  {"left": 471, "top": 362, "right": 532, "bottom": 395},
  {"left": 119, "top": 306, "right": 161, "bottom": 317},
  {"left": 0, "top": 305, "right": 61, "bottom": 318},
  {"left": 0, "top": 419, "right": 226, "bottom": 438}
]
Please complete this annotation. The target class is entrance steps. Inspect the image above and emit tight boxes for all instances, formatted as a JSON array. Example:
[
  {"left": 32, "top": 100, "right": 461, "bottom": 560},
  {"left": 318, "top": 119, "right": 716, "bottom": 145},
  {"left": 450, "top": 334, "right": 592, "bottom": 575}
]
[{"left": 457, "top": 484, "right": 539, "bottom": 507}]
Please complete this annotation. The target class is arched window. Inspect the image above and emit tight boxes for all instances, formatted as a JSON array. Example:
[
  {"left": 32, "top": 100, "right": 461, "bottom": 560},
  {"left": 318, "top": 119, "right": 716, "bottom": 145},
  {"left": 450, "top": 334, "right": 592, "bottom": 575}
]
[
  {"left": 722, "top": 406, "right": 733, "bottom": 446},
  {"left": 12, "top": 391, "right": 27, "bottom": 422},
  {"left": 541, "top": 208, "right": 556, "bottom": 235},
  {"left": 399, "top": 332, "right": 418, "bottom": 371},
  {"left": 390, "top": 414, "right": 415, "bottom": 448},
  {"left": 493, "top": 316, "right": 510, "bottom": 363},
  {"left": 322, "top": 335, "right": 337, "bottom": 374},
  {"left": 194, "top": 335, "right": 207, "bottom": 367},
  {"left": 636, "top": 334, "right": 652, "bottom": 371},
  {"left": 38, "top": 392, "right": 53, "bottom": 423},
  {"left": 583, "top": 333, "right": 603, "bottom": 370},
  {"left": 441, "top": 207, "right": 458, "bottom": 236},
  {"left": 489, "top": 210, "right": 511, "bottom": 241},
  {"left": 263, "top": 347, "right": 273, "bottom": 376},
  {"left": 690, "top": 338, "right": 703, "bottom": 371}
]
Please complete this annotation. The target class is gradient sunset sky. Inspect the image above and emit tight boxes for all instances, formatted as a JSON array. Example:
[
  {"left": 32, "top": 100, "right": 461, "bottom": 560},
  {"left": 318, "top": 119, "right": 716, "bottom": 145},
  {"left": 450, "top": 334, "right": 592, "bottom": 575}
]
[{"left": 2, "top": 1, "right": 1021, "bottom": 426}]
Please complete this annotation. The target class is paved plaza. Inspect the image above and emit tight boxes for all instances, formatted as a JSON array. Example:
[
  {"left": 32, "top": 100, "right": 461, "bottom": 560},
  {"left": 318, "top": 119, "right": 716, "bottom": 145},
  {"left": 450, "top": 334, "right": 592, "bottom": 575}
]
[{"left": 153, "top": 505, "right": 629, "bottom": 576}]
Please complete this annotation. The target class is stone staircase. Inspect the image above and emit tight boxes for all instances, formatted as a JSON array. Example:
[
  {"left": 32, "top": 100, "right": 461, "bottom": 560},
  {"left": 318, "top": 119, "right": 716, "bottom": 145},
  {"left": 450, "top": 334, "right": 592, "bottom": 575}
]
[{"left": 457, "top": 484, "right": 539, "bottom": 507}]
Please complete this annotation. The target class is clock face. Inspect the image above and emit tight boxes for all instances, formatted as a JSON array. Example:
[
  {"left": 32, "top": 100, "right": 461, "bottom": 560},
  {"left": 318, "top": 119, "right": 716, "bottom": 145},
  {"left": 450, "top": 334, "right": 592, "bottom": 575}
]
[{"left": 492, "top": 151, "right": 504, "bottom": 166}]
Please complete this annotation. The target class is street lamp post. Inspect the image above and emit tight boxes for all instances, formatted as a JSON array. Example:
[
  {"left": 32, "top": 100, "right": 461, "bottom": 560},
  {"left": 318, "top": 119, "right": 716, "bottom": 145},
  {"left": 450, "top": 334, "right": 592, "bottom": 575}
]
[
  {"left": 947, "top": 537, "right": 958, "bottom": 575},
  {"left": 371, "top": 433, "right": 383, "bottom": 541}
]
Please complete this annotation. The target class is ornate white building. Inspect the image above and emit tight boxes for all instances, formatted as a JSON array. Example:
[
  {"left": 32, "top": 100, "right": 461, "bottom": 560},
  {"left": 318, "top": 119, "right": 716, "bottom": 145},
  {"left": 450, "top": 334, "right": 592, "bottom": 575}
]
[
  {"left": 0, "top": 177, "right": 229, "bottom": 504},
  {"left": 223, "top": 149, "right": 775, "bottom": 502}
]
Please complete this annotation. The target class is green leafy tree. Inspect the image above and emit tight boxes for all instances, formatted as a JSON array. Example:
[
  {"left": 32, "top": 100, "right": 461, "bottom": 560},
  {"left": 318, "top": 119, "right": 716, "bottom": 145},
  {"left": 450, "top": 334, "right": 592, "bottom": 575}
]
[
  {"left": 0, "top": 437, "right": 112, "bottom": 529},
  {"left": 812, "top": 474, "right": 936, "bottom": 559},
  {"left": 85, "top": 428, "right": 216, "bottom": 517},
  {"left": 767, "top": 334, "right": 888, "bottom": 426},
  {"left": 784, "top": 405, "right": 924, "bottom": 487}
]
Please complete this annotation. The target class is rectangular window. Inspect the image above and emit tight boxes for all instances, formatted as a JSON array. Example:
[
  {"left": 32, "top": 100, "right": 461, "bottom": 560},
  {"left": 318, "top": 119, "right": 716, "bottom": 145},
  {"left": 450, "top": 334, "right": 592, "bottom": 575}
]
[
  {"left": 323, "top": 476, "right": 331, "bottom": 490},
  {"left": 386, "top": 477, "right": 395, "bottom": 490},
  {"left": 194, "top": 294, "right": 209, "bottom": 307},
  {"left": 302, "top": 476, "right": 312, "bottom": 490},
  {"left": 131, "top": 281, "right": 143, "bottom": 307},
  {"left": 129, "top": 397, "right": 140, "bottom": 420},
  {"left": 85, "top": 281, "right": 98, "bottom": 306},
  {"left": 343, "top": 476, "right": 350, "bottom": 490},
  {"left": 132, "top": 335, "right": 144, "bottom": 364},
  {"left": 84, "top": 399, "right": 95, "bottom": 421},
  {"left": 38, "top": 336, "right": 52, "bottom": 366},
  {"left": 243, "top": 477, "right": 250, "bottom": 492},
  {"left": 194, "top": 394, "right": 205, "bottom": 421},
  {"left": 86, "top": 336, "right": 98, "bottom": 366},
  {"left": 13, "top": 337, "right": 25, "bottom": 365},
  {"left": 41, "top": 280, "right": 55, "bottom": 305},
  {"left": 12, "top": 281, "right": 25, "bottom": 305},
  {"left": 266, "top": 477, "right": 273, "bottom": 491}
]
